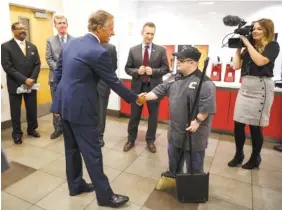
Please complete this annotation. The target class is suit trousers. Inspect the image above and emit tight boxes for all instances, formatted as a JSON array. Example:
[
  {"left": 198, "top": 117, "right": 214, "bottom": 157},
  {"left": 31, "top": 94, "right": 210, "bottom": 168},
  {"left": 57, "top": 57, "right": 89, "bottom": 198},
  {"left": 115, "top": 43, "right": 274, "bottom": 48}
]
[
  {"left": 168, "top": 143, "right": 205, "bottom": 174},
  {"left": 50, "top": 83, "right": 62, "bottom": 131},
  {"left": 128, "top": 83, "right": 159, "bottom": 143},
  {"left": 62, "top": 120, "right": 113, "bottom": 202},
  {"left": 97, "top": 92, "right": 110, "bottom": 139},
  {"left": 9, "top": 91, "right": 38, "bottom": 137},
  {"left": 1, "top": 149, "right": 9, "bottom": 173}
]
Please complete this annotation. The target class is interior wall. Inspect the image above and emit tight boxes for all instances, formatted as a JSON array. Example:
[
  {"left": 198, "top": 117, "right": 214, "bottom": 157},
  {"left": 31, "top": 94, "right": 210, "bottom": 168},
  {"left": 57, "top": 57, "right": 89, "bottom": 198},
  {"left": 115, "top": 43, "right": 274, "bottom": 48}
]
[
  {"left": 9, "top": 5, "right": 54, "bottom": 106},
  {"left": 1, "top": 0, "right": 63, "bottom": 122},
  {"left": 133, "top": 1, "right": 282, "bottom": 81},
  {"left": 9, "top": 0, "right": 63, "bottom": 13},
  {"left": 61, "top": 0, "right": 139, "bottom": 111},
  {"left": 2, "top": 1, "right": 282, "bottom": 121},
  {"left": 1, "top": 0, "right": 12, "bottom": 122}
]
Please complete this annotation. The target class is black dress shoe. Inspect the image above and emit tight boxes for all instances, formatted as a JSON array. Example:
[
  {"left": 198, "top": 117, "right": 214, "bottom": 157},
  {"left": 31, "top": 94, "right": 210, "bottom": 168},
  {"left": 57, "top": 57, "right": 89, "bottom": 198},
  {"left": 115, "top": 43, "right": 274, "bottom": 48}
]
[
  {"left": 273, "top": 144, "right": 282, "bottom": 152},
  {"left": 28, "top": 131, "right": 40, "bottom": 138},
  {"left": 50, "top": 130, "right": 63, "bottom": 139},
  {"left": 98, "top": 194, "right": 129, "bottom": 208},
  {"left": 162, "top": 171, "right": 176, "bottom": 178},
  {"left": 13, "top": 136, "right": 22, "bottom": 144},
  {"left": 99, "top": 138, "right": 105, "bottom": 147},
  {"left": 69, "top": 183, "right": 94, "bottom": 196},
  {"left": 228, "top": 153, "right": 244, "bottom": 167}
]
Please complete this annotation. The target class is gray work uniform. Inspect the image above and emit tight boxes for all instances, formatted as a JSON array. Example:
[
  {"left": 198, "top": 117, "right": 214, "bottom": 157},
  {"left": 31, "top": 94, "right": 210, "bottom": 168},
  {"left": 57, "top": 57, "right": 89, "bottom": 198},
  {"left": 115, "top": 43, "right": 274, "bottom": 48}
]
[{"left": 152, "top": 69, "right": 216, "bottom": 152}]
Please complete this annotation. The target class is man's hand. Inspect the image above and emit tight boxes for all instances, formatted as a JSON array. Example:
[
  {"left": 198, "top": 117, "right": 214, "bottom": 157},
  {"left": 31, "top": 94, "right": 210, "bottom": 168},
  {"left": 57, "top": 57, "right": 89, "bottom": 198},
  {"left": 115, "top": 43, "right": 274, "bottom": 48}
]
[
  {"left": 145, "top": 91, "right": 158, "bottom": 101},
  {"left": 136, "top": 92, "right": 146, "bottom": 105},
  {"left": 54, "top": 113, "right": 61, "bottom": 120},
  {"left": 186, "top": 120, "right": 200, "bottom": 133},
  {"left": 25, "top": 78, "right": 35, "bottom": 88},
  {"left": 138, "top": 66, "right": 146, "bottom": 75},
  {"left": 145, "top": 66, "right": 153, "bottom": 75}
]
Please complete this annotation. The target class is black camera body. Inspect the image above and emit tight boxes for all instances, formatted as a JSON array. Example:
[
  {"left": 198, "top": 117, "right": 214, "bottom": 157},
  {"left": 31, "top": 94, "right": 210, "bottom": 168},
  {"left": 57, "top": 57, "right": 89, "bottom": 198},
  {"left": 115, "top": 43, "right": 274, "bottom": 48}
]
[
  {"left": 228, "top": 25, "right": 254, "bottom": 48},
  {"left": 223, "top": 15, "right": 254, "bottom": 48}
]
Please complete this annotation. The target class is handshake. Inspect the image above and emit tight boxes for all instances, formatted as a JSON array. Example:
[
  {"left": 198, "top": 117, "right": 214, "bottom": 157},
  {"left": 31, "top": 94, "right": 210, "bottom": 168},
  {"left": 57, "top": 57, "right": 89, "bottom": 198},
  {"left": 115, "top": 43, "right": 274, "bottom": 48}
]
[{"left": 136, "top": 92, "right": 147, "bottom": 105}]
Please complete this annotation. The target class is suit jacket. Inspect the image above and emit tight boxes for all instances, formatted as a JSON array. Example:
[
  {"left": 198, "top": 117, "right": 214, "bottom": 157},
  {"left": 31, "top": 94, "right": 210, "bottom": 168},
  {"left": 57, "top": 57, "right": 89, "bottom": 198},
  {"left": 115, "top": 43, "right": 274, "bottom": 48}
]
[
  {"left": 125, "top": 43, "right": 169, "bottom": 93},
  {"left": 97, "top": 43, "right": 118, "bottom": 97},
  {"left": 1, "top": 39, "right": 41, "bottom": 94},
  {"left": 51, "top": 33, "right": 138, "bottom": 125},
  {"left": 46, "top": 34, "right": 74, "bottom": 84}
]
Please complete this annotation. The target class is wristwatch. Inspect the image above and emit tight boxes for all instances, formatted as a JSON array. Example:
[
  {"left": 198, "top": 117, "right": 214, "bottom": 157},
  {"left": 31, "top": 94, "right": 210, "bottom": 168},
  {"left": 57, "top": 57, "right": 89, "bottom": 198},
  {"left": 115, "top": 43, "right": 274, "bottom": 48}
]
[{"left": 195, "top": 117, "right": 203, "bottom": 124}]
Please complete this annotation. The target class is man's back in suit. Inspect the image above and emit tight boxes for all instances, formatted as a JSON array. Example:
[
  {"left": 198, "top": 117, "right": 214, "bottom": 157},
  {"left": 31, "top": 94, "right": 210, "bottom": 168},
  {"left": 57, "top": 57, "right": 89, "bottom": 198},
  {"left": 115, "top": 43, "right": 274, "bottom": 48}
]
[
  {"left": 1, "top": 22, "right": 41, "bottom": 144},
  {"left": 51, "top": 10, "right": 143, "bottom": 207},
  {"left": 124, "top": 22, "right": 169, "bottom": 153},
  {"left": 51, "top": 34, "right": 138, "bottom": 125}
]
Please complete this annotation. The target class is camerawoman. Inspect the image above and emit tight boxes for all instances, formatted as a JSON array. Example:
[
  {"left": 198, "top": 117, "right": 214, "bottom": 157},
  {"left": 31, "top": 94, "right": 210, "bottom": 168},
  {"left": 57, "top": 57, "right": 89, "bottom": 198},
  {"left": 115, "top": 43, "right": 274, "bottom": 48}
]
[{"left": 228, "top": 19, "right": 280, "bottom": 170}]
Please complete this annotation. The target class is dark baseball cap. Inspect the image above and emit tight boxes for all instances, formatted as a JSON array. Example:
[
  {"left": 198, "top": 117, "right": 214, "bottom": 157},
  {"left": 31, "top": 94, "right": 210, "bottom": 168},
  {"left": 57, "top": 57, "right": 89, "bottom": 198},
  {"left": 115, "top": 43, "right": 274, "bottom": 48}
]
[{"left": 173, "top": 46, "right": 201, "bottom": 61}]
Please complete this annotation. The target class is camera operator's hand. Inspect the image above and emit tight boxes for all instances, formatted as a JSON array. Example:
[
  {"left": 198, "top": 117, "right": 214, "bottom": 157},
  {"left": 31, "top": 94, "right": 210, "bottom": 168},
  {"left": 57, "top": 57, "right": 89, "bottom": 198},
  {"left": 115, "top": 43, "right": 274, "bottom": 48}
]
[{"left": 240, "top": 35, "right": 252, "bottom": 48}]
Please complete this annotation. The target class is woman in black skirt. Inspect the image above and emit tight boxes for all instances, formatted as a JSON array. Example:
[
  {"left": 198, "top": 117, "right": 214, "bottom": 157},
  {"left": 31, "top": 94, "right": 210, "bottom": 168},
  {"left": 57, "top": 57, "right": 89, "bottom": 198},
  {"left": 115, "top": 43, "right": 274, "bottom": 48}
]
[{"left": 228, "top": 19, "right": 280, "bottom": 169}]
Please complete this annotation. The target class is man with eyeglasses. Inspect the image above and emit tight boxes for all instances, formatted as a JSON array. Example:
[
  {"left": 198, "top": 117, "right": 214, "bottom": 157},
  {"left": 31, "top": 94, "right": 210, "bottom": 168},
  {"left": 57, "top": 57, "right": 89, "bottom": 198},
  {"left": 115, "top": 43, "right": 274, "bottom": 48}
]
[
  {"left": 46, "top": 15, "right": 74, "bottom": 139},
  {"left": 1, "top": 22, "right": 41, "bottom": 144},
  {"left": 143, "top": 46, "right": 216, "bottom": 175}
]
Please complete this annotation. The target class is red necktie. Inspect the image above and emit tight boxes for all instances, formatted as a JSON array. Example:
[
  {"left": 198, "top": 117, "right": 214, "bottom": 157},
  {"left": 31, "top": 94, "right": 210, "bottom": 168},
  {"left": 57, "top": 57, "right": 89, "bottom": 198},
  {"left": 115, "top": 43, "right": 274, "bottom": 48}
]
[{"left": 142, "top": 46, "right": 149, "bottom": 83}]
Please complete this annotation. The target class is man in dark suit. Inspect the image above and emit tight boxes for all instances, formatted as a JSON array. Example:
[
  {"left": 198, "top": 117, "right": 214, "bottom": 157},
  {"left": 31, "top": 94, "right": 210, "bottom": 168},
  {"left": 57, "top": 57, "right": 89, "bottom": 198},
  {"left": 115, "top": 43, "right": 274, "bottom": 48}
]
[
  {"left": 124, "top": 22, "right": 169, "bottom": 153},
  {"left": 1, "top": 22, "right": 41, "bottom": 144},
  {"left": 97, "top": 43, "right": 117, "bottom": 147},
  {"left": 46, "top": 15, "right": 74, "bottom": 139},
  {"left": 51, "top": 10, "right": 145, "bottom": 208}
]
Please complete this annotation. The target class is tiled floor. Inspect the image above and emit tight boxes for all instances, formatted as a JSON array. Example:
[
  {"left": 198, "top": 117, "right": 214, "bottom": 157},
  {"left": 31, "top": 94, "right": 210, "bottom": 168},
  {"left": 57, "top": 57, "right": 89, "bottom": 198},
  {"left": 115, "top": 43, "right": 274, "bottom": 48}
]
[{"left": 1, "top": 114, "right": 282, "bottom": 210}]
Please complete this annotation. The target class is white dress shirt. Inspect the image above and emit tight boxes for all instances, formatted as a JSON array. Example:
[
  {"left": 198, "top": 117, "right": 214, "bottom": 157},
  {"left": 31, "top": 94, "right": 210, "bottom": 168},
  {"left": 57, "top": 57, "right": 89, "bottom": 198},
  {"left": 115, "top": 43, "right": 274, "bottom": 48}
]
[
  {"left": 14, "top": 38, "right": 26, "bottom": 54},
  {"left": 88, "top": 32, "right": 100, "bottom": 43},
  {"left": 59, "top": 34, "right": 68, "bottom": 43},
  {"left": 142, "top": 42, "right": 152, "bottom": 59}
]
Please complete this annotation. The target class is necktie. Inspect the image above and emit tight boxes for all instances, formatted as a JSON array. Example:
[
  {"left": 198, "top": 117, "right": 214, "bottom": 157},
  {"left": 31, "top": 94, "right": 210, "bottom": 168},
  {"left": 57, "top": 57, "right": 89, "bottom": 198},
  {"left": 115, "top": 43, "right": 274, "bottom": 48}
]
[
  {"left": 60, "top": 37, "right": 65, "bottom": 46},
  {"left": 142, "top": 46, "right": 149, "bottom": 83},
  {"left": 20, "top": 41, "right": 26, "bottom": 56}
]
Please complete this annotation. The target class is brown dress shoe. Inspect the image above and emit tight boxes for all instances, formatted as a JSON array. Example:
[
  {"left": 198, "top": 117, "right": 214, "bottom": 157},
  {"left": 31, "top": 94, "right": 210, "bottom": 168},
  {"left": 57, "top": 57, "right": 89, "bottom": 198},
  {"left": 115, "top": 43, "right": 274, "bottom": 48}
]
[
  {"left": 28, "top": 131, "right": 40, "bottom": 138},
  {"left": 147, "top": 143, "right": 156, "bottom": 153},
  {"left": 123, "top": 141, "right": 134, "bottom": 152}
]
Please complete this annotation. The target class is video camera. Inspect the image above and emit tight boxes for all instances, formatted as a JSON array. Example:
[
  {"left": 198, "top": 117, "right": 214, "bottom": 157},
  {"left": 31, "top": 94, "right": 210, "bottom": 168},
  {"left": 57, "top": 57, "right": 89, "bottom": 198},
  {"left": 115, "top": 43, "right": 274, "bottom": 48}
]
[{"left": 222, "top": 15, "right": 254, "bottom": 48}]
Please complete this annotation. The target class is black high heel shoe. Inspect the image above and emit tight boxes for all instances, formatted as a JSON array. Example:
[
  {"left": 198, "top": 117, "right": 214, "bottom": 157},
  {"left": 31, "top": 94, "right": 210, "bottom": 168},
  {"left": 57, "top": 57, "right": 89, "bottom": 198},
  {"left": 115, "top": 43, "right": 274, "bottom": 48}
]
[
  {"left": 228, "top": 153, "right": 245, "bottom": 167},
  {"left": 242, "top": 154, "right": 261, "bottom": 170}
]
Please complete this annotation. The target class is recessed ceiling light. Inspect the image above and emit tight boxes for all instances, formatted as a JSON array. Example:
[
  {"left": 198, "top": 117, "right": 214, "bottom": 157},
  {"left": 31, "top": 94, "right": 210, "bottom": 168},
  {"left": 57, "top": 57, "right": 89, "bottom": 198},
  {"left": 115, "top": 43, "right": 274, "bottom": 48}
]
[
  {"left": 209, "top": 12, "right": 217, "bottom": 15},
  {"left": 198, "top": 1, "right": 215, "bottom": 5}
]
